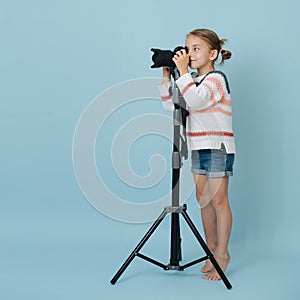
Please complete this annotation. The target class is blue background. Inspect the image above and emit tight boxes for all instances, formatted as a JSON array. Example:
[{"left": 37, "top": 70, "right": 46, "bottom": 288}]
[{"left": 1, "top": 0, "right": 300, "bottom": 299}]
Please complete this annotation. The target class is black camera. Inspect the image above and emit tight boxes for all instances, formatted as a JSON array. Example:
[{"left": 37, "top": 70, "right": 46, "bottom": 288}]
[{"left": 151, "top": 46, "right": 188, "bottom": 69}]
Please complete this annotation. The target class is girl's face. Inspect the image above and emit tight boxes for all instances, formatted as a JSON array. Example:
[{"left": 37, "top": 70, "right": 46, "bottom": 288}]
[{"left": 185, "top": 35, "right": 217, "bottom": 74}]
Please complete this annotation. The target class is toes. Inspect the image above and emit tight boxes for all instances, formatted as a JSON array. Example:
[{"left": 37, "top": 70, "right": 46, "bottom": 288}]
[
  {"left": 211, "top": 273, "right": 221, "bottom": 281},
  {"left": 201, "top": 261, "right": 213, "bottom": 273},
  {"left": 200, "top": 265, "right": 207, "bottom": 272},
  {"left": 202, "top": 271, "right": 221, "bottom": 281},
  {"left": 202, "top": 273, "right": 213, "bottom": 281},
  {"left": 201, "top": 253, "right": 229, "bottom": 281},
  {"left": 201, "top": 266, "right": 211, "bottom": 273}
]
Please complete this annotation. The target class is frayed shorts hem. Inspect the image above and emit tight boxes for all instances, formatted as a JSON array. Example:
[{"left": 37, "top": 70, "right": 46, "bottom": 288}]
[{"left": 191, "top": 168, "right": 233, "bottom": 178}]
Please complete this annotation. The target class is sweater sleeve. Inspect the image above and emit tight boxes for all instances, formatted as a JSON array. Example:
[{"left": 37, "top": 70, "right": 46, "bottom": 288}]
[
  {"left": 175, "top": 73, "right": 225, "bottom": 110},
  {"left": 157, "top": 81, "right": 174, "bottom": 112}
]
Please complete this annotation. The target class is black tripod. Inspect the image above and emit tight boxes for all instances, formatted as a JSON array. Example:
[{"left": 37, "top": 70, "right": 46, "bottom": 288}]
[{"left": 110, "top": 69, "right": 232, "bottom": 290}]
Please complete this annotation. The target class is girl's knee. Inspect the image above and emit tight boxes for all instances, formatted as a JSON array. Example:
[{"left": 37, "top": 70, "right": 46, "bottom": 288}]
[
  {"left": 211, "top": 195, "right": 228, "bottom": 209},
  {"left": 196, "top": 192, "right": 212, "bottom": 207}
]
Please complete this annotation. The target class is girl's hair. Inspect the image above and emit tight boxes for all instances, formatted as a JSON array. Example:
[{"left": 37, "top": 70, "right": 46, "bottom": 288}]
[{"left": 187, "top": 28, "right": 232, "bottom": 64}]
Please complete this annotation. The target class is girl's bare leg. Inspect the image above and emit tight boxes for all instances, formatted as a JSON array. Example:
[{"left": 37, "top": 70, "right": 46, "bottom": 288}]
[
  {"left": 193, "top": 174, "right": 217, "bottom": 272},
  {"left": 200, "top": 202, "right": 217, "bottom": 272},
  {"left": 202, "top": 176, "right": 232, "bottom": 281}
]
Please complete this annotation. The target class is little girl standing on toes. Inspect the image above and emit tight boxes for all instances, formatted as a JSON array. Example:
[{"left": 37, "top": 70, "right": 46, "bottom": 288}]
[{"left": 158, "top": 28, "right": 236, "bottom": 281}]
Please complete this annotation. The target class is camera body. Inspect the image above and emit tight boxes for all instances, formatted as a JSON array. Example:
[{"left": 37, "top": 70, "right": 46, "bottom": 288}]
[{"left": 151, "top": 46, "right": 188, "bottom": 69}]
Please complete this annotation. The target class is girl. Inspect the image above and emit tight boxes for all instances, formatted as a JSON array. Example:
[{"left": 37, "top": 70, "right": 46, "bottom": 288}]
[{"left": 158, "top": 28, "right": 236, "bottom": 281}]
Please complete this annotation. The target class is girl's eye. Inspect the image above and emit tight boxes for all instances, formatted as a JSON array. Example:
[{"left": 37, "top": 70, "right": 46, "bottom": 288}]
[{"left": 194, "top": 47, "right": 200, "bottom": 51}]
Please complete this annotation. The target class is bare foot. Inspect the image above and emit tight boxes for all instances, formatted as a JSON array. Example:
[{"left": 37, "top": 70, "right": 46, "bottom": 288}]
[
  {"left": 201, "top": 248, "right": 216, "bottom": 273},
  {"left": 202, "top": 252, "right": 230, "bottom": 281},
  {"left": 200, "top": 258, "right": 214, "bottom": 273}
]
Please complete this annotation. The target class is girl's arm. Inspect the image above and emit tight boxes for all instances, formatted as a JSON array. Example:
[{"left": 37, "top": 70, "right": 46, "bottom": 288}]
[{"left": 158, "top": 67, "right": 174, "bottom": 112}]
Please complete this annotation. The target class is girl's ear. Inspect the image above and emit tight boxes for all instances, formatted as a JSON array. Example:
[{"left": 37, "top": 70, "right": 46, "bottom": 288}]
[{"left": 210, "top": 49, "right": 218, "bottom": 61}]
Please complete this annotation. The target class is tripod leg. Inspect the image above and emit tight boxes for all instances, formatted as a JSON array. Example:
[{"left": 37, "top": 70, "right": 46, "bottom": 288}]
[
  {"left": 181, "top": 209, "right": 232, "bottom": 290},
  {"left": 110, "top": 208, "right": 168, "bottom": 285},
  {"left": 170, "top": 212, "right": 182, "bottom": 265}
]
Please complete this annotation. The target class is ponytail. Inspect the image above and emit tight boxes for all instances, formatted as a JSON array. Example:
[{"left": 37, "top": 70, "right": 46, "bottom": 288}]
[
  {"left": 220, "top": 49, "right": 232, "bottom": 64},
  {"left": 219, "top": 38, "right": 232, "bottom": 64}
]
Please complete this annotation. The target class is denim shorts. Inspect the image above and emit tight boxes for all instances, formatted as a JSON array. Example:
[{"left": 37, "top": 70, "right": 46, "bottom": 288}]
[{"left": 191, "top": 143, "right": 235, "bottom": 178}]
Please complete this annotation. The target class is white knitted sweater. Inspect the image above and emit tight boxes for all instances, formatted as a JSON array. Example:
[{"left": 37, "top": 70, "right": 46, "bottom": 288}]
[{"left": 158, "top": 71, "right": 236, "bottom": 153}]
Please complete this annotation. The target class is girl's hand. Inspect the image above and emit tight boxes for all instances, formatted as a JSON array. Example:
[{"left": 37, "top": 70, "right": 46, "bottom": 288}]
[
  {"left": 172, "top": 49, "right": 189, "bottom": 76},
  {"left": 162, "top": 67, "right": 171, "bottom": 83}
]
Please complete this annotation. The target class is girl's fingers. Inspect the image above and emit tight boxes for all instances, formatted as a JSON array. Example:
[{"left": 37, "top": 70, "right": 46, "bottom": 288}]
[
  {"left": 177, "top": 49, "right": 187, "bottom": 55},
  {"left": 175, "top": 50, "right": 188, "bottom": 59}
]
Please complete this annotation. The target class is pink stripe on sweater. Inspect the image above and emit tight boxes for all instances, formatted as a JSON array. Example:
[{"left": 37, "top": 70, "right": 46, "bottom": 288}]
[
  {"left": 186, "top": 131, "right": 234, "bottom": 137},
  {"left": 205, "top": 77, "right": 225, "bottom": 99},
  {"left": 161, "top": 95, "right": 172, "bottom": 101},
  {"left": 188, "top": 107, "right": 232, "bottom": 116},
  {"left": 181, "top": 82, "right": 195, "bottom": 95},
  {"left": 219, "top": 99, "right": 231, "bottom": 106},
  {"left": 202, "top": 82, "right": 217, "bottom": 104}
]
